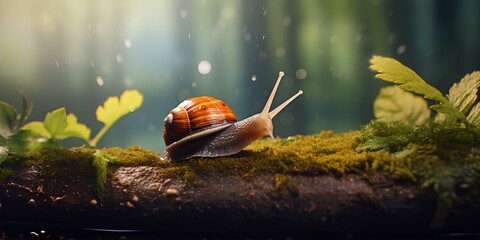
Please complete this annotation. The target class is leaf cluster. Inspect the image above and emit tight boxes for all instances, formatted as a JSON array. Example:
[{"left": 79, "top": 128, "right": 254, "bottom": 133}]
[
  {"left": 0, "top": 92, "right": 33, "bottom": 164},
  {"left": 370, "top": 56, "right": 480, "bottom": 126},
  {"left": 0, "top": 90, "right": 143, "bottom": 165}
]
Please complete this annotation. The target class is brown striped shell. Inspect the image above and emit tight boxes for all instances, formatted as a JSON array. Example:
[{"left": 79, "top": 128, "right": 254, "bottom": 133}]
[{"left": 163, "top": 96, "right": 237, "bottom": 146}]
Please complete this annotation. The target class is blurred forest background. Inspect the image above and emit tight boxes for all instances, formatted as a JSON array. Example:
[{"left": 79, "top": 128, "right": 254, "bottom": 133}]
[{"left": 0, "top": 0, "right": 479, "bottom": 151}]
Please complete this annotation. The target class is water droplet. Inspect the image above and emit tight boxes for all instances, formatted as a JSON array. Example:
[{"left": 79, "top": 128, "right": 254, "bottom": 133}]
[
  {"left": 198, "top": 60, "right": 212, "bottom": 75},
  {"left": 58, "top": 12, "right": 62, "bottom": 19},
  {"left": 263, "top": 9, "right": 267, "bottom": 16},
  {"left": 192, "top": 81, "right": 198, "bottom": 88},
  {"left": 296, "top": 69, "right": 307, "bottom": 80},
  {"left": 188, "top": 33, "right": 191, "bottom": 39},
  {"left": 96, "top": 76, "right": 104, "bottom": 86},
  {"left": 128, "top": 104, "right": 135, "bottom": 112},
  {"left": 262, "top": 35, "right": 265, "bottom": 40},
  {"left": 90, "top": 61, "right": 94, "bottom": 68},
  {"left": 55, "top": 60, "right": 60, "bottom": 68},
  {"left": 124, "top": 38, "right": 132, "bottom": 48},
  {"left": 88, "top": 23, "right": 92, "bottom": 30},
  {"left": 275, "top": 47, "right": 285, "bottom": 58},
  {"left": 116, "top": 54, "right": 124, "bottom": 63},
  {"left": 251, "top": 75, "right": 257, "bottom": 81},
  {"left": 180, "top": 9, "right": 188, "bottom": 18},
  {"left": 396, "top": 44, "right": 406, "bottom": 54}
]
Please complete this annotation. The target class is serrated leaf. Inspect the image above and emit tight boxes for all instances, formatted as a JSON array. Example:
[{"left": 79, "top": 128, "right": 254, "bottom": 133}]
[
  {"left": 467, "top": 103, "right": 480, "bottom": 126},
  {"left": 96, "top": 90, "right": 143, "bottom": 126},
  {"left": 22, "top": 121, "right": 51, "bottom": 138},
  {"left": 44, "top": 107, "right": 68, "bottom": 138},
  {"left": 447, "top": 71, "right": 480, "bottom": 114},
  {"left": 370, "top": 55, "right": 466, "bottom": 123},
  {"left": 0, "top": 101, "right": 17, "bottom": 137},
  {"left": 374, "top": 86, "right": 430, "bottom": 125},
  {"left": 55, "top": 114, "right": 91, "bottom": 142}
]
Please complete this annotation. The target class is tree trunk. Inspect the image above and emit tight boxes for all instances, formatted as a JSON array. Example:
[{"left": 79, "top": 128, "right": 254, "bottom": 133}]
[{"left": 1, "top": 164, "right": 479, "bottom": 238}]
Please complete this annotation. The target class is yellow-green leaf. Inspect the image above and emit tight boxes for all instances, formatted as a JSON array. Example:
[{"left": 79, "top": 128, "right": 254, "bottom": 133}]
[
  {"left": 22, "top": 121, "right": 51, "bottom": 138},
  {"left": 374, "top": 86, "right": 430, "bottom": 125},
  {"left": 369, "top": 55, "right": 466, "bottom": 123},
  {"left": 96, "top": 90, "right": 143, "bottom": 126},
  {"left": 467, "top": 103, "right": 480, "bottom": 126},
  {"left": 55, "top": 114, "right": 91, "bottom": 142},
  {"left": 447, "top": 71, "right": 480, "bottom": 114},
  {"left": 44, "top": 107, "right": 68, "bottom": 138}
]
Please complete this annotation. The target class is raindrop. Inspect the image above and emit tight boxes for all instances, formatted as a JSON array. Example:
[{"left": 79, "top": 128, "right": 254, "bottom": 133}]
[
  {"left": 396, "top": 44, "right": 406, "bottom": 54},
  {"left": 90, "top": 61, "right": 94, "bottom": 68},
  {"left": 96, "top": 76, "right": 104, "bottom": 86},
  {"left": 251, "top": 75, "right": 257, "bottom": 81},
  {"left": 263, "top": 9, "right": 267, "bottom": 16},
  {"left": 58, "top": 12, "right": 62, "bottom": 19},
  {"left": 88, "top": 23, "right": 92, "bottom": 30},
  {"left": 116, "top": 54, "right": 124, "bottom": 63},
  {"left": 188, "top": 33, "right": 191, "bottom": 39},
  {"left": 177, "top": 88, "right": 191, "bottom": 101},
  {"left": 198, "top": 60, "right": 212, "bottom": 75},
  {"left": 296, "top": 69, "right": 307, "bottom": 80},
  {"left": 275, "top": 47, "right": 285, "bottom": 58},
  {"left": 192, "top": 81, "right": 198, "bottom": 87},
  {"left": 262, "top": 35, "right": 265, "bottom": 40},
  {"left": 128, "top": 104, "right": 135, "bottom": 112},
  {"left": 180, "top": 9, "right": 188, "bottom": 18},
  {"left": 55, "top": 60, "right": 60, "bottom": 68},
  {"left": 124, "top": 38, "right": 132, "bottom": 48}
]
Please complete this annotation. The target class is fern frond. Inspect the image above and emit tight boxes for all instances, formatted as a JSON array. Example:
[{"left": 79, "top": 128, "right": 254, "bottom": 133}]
[{"left": 370, "top": 56, "right": 466, "bottom": 123}]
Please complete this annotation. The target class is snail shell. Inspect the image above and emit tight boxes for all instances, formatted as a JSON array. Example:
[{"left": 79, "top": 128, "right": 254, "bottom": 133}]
[
  {"left": 161, "top": 71, "right": 303, "bottom": 161},
  {"left": 163, "top": 96, "right": 236, "bottom": 146}
]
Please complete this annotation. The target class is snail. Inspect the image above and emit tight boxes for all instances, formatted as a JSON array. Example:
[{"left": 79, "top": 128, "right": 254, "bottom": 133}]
[{"left": 161, "top": 71, "right": 303, "bottom": 161}]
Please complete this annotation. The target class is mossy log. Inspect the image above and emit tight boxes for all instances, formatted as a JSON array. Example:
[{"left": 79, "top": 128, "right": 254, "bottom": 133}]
[{"left": 1, "top": 131, "right": 480, "bottom": 238}]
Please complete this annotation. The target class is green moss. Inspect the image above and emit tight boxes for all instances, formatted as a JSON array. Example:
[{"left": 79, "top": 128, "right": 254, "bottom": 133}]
[
  {"left": 273, "top": 174, "right": 299, "bottom": 197},
  {"left": 0, "top": 168, "right": 12, "bottom": 182},
  {"left": 158, "top": 131, "right": 414, "bottom": 182}
]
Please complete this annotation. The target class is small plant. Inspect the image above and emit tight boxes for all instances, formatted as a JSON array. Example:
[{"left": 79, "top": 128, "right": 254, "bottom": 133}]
[
  {"left": 23, "top": 89, "right": 143, "bottom": 147},
  {"left": 0, "top": 91, "right": 33, "bottom": 164},
  {"left": 370, "top": 55, "right": 480, "bottom": 126}
]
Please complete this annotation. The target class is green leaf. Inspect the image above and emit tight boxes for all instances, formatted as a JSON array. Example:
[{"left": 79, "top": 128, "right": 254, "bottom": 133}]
[
  {"left": 96, "top": 89, "right": 143, "bottom": 126},
  {"left": 370, "top": 55, "right": 466, "bottom": 123},
  {"left": 6, "top": 129, "right": 31, "bottom": 153},
  {"left": 467, "top": 103, "right": 480, "bottom": 126},
  {"left": 92, "top": 150, "right": 118, "bottom": 199},
  {"left": 22, "top": 121, "right": 51, "bottom": 138},
  {"left": 16, "top": 90, "right": 33, "bottom": 130},
  {"left": 374, "top": 86, "right": 431, "bottom": 125},
  {"left": 44, "top": 107, "right": 68, "bottom": 138},
  {"left": 55, "top": 114, "right": 91, "bottom": 142},
  {"left": 0, "top": 101, "right": 17, "bottom": 137},
  {"left": 0, "top": 146, "right": 8, "bottom": 165},
  {"left": 90, "top": 90, "right": 143, "bottom": 146}
]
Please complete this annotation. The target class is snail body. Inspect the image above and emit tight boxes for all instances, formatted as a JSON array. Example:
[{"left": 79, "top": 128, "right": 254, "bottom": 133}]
[{"left": 161, "top": 71, "right": 303, "bottom": 161}]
